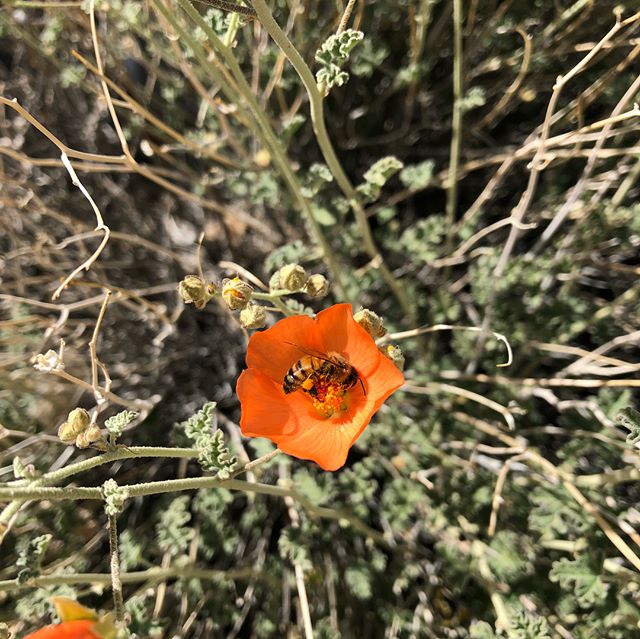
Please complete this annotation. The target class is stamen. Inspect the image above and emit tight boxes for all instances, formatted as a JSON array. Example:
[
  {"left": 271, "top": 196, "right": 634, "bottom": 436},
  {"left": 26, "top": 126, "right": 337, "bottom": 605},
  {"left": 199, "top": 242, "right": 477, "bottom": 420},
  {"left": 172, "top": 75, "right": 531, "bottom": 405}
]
[{"left": 305, "top": 375, "right": 350, "bottom": 418}]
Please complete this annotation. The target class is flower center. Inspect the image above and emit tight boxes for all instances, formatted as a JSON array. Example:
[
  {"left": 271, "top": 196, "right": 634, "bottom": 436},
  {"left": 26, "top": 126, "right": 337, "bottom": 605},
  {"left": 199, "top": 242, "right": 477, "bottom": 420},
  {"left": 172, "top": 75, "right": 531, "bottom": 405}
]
[{"left": 305, "top": 376, "right": 350, "bottom": 418}]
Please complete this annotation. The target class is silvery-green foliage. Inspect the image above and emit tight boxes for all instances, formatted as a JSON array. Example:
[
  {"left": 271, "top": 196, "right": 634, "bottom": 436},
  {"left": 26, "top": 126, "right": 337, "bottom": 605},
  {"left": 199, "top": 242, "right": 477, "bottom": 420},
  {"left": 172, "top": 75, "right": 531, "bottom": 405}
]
[
  {"left": 180, "top": 402, "right": 237, "bottom": 476},
  {"left": 315, "top": 29, "right": 364, "bottom": 89}
]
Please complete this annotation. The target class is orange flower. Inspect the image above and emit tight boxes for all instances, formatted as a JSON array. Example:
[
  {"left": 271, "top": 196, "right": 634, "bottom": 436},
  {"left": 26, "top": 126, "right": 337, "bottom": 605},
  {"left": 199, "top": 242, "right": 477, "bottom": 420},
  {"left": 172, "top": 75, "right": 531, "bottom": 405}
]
[
  {"left": 22, "top": 598, "right": 115, "bottom": 639},
  {"left": 237, "top": 303, "right": 404, "bottom": 470},
  {"left": 22, "top": 620, "right": 100, "bottom": 639}
]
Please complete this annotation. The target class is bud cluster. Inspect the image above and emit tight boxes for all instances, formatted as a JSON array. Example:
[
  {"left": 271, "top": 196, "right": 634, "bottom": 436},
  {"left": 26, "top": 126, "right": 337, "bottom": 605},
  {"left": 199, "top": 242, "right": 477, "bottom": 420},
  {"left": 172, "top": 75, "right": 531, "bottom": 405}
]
[
  {"left": 222, "top": 277, "right": 253, "bottom": 310},
  {"left": 178, "top": 273, "right": 268, "bottom": 330},
  {"left": 178, "top": 275, "right": 217, "bottom": 309},
  {"left": 58, "top": 408, "right": 106, "bottom": 449},
  {"left": 178, "top": 264, "right": 331, "bottom": 332},
  {"left": 353, "top": 307, "right": 404, "bottom": 370},
  {"left": 270, "top": 263, "right": 330, "bottom": 299},
  {"left": 353, "top": 308, "right": 387, "bottom": 338},
  {"left": 379, "top": 344, "right": 405, "bottom": 370}
]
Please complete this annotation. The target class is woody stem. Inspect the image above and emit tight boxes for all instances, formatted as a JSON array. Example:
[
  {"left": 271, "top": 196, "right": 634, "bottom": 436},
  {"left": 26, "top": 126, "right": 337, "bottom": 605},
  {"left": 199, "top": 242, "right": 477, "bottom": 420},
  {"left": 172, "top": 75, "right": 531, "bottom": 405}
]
[{"left": 107, "top": 512, "right": 125, "bottom": 624}]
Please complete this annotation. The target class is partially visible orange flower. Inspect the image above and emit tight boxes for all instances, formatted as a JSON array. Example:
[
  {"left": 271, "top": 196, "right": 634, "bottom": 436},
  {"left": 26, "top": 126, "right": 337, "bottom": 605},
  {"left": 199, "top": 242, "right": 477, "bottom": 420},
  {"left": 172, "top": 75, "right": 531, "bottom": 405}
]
[
  {"left": 22, "top": 598, "right": 115, "bottom": 639},
  {"left": 236, "top": 303, "right": 404, "bottom": 470},
  {"left": 22, "top": 620, "right": 100, "bottom": 639}
]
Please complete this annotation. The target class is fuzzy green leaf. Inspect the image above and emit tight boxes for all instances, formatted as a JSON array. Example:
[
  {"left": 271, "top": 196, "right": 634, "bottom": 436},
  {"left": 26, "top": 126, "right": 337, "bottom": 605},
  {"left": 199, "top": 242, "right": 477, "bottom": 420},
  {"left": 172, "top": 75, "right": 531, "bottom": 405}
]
[
  {"left": 104, "top": 410, "right": 138, "bottom": 441},
  {"left": 357, "top": 156, "right": 404, "bottom": 202},
  {"left": 315, "top": 29, "right": 364, "bottom": 89},
  {"left": 16, "top": 534, "right": 52, "bottom": 582},
  {"left": 549, "top": 556, "right": 609, "bottom": 607},
  {"left": 180, "top": 402, "right": 237, "bottom": 476},
  {"left": 616, "top": 407, "right": 640, "bottom": 445},
  {"left": 156, "top": 496, "right": 195, "bottom": 557},
  {"left": 509, "top": 609, "right": 552, "bottom": 639}
]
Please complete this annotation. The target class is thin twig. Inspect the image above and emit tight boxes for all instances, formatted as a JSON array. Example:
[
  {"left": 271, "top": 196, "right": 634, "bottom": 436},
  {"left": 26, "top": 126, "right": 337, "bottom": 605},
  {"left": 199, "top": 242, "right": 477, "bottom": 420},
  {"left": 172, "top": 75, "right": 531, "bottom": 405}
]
[
  {"left": 89, "top": 290, "right": 112, "bottom": 403},
  {"left": 192, "top": 0, "right": 257, "bottom": 18},
  {"left": 336, "top": 0, "right": 358, "bottom": 34},
  {"left": 107, "top": 513, "right": 125, "bottom": 624},
  {"left": 54, "top": 154, "right": 111, "bottom": 300},
  {"left": 281, "top": 464, "right": 314, "bottom": 639},
  {"left": 444, "top": 0, "right": 463, "bottom": 246},
  {"left": 488, "top": 452, "right": 526, "bottom": 536},
  {"left": 381, "top": 324, "right": 513, "bottom": 368},
  {"left": 403, "top": 382, "right": 516, "bottom": 431}
]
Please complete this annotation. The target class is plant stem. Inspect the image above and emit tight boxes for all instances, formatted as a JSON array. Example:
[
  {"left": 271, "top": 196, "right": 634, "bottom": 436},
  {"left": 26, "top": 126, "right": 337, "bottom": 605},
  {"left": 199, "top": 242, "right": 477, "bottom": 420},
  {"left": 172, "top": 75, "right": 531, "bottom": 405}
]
[
  {"left": 0, "top": 566, "right": 274, "bottom": 592},
  {"left": 0, "top": 447, "right": 275, "bottom": 543},
  {"left": 107, "top": 513, "right": 125, "bottom": 624},
  {"left": 445, "top": 0, "right": 463, "bottom": 245},
  {"left": 248, "top": 0, "right": 414, "bottom": 321},
  {"left": 253, "top": 291, "right": 298, "bottom": 316},
  {"left": 9, "top": 447, "right": 200, "bottom": 488},
  {"left": 574, "top": 467, "right": 640, "bottom": 488},
  {"left": 0, "top": 475, "right": 388, "bottom": 546}
]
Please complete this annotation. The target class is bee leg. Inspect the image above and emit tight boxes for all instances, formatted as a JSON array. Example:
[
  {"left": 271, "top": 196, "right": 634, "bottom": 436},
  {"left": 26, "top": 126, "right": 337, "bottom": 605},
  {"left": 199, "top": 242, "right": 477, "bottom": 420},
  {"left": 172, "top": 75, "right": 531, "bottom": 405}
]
[{"left": 302, "top": 378, "right": 314, "bottom": 391}]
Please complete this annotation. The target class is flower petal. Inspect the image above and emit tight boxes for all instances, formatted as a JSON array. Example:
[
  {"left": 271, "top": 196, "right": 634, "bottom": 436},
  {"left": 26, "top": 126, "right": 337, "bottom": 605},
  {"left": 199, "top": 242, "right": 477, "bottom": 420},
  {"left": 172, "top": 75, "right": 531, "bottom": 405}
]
[
  {"left": 357, "top": 351, "right": 405, "bottom": 420},
  {"left": 275, "top": 408, "right": 368, "bottom": 471},
  {"left": 22, "top": 620, "right": 99, "bottom": 639},
  {"left": 237, "top": 368, "right": 312, "bottom": 439},
  {"left": 315, "top": 304, "right": 381, "bottom": 377},
  {"left": 246, "top": 314, "right": 323, "bottom": 385}
]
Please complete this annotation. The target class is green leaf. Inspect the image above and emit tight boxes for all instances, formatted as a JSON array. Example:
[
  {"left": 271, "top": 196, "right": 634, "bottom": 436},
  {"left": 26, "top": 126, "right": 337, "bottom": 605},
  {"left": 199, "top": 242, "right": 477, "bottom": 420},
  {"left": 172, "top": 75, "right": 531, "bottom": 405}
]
[
  {"left": 399, "top": 160, "right": 435, "bottom": 190},
  {"left": 528, "top": 486, "right": 590, "bottom": 539},
  {"left": 469, "top": 621, "right": 499, "bottom": 639},
  {"left": 315, "top": 29, "right": 364, "bottom": 90},
  {"left": 357, "top": 156, "right": 404, "bottom": 202},
  {"left": 16, "top": 534, "right": 52, "bottom": 583},
  {"left": 119, "top": 530, "right": 145, "bottom": 571},
  {"left": 351, "top": 37, "right": 388, "bottom": 78},
  {"left": 615, "top": 407, "right": 640, "bottom": 445},
  {"left": 398, "top": 215, "right": 446, "bottom": 262},
  {"left": 311, "top": 205, "right": 337, "bottom": 226},
  {"left": 300, "top": 163, "right": 334, "bottom": 198},
  {"left": 265, "top": 240, "right": 308, "bottom": 272},
  {"left": 509, "top": 608, "right": 552, "bottom": 639},
  {"left": 278, "top": 529, "right": 311, "bottom": 572},
  {"left": 549, "top": 556, "right": 609, "bottom": 607},
  {"left": 460, "top": 86, "right": 487, "bottom": 113},
  {"left": 156, "top": 496, "right": 195, "bottom": 558},
  {"left": 180, "top": 402, "right": 237, "bottom": 476},
  {"left": 345, "top": 564, "right": 372, "bottom": 600},
  {"left": 486, "top": 531, "right": 534, "bottom": 582},
  {"left": 104, "top": 410, "right": 138, "bottom": 442},
  {"left": 102, "top": 478, "right": 129, "bottom": 516}
]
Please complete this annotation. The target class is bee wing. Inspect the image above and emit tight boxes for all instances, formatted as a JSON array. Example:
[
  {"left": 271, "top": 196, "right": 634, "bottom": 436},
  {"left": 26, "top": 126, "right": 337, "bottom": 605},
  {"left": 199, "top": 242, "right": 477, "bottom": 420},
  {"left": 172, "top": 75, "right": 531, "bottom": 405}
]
[{"left": 283, "top": 341, "right": 337, "bottom": 365}]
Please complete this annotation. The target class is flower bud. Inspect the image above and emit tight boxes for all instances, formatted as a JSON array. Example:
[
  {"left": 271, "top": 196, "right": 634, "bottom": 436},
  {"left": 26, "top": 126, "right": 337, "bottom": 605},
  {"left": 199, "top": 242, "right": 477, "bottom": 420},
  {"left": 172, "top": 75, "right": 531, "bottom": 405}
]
[
  {"left": 240, "top": 303, "right": 267, "bottom": 329},
  {"left": 76, "top": 424, "right": 104, "bottom": 449},
  {"left": 222, "top": 277, "right": 253, "bottom": 310},
  {"left": 277, "top": 263, "right": 308, "bottom": 292},
  {"left": 354, "top": 308, "right": 387, "bottom": 338},
  {"left": 34, "top": 349, "right": 63, "bottom": 372},
  {"left": 58, "top": 408, "right": 91, "bottom": 444},
  {"left": 13, "top": 456, "right": 38, "bottom": 480},
  {"left": 379, "top": 344, "right": 405, "bottom": 370},
  {"left": 254, "top": 148, "right": 271, "bottom": 167},
  {"left": 269, "top": 271, "right": 282, "bottom": 291},
  {"left": 303, "top": 274, "right": 330, "bottom": 299},
  {"left": 178, "top": 275, "right": 216, "bottom": 310}
]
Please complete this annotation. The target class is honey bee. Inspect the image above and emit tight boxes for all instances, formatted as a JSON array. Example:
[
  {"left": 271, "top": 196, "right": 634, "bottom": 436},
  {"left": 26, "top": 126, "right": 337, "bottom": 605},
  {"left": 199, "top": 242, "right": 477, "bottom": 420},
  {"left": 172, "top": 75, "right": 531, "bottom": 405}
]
[{"left": 283, "top": 347, "right": 365, "bottom": 397}]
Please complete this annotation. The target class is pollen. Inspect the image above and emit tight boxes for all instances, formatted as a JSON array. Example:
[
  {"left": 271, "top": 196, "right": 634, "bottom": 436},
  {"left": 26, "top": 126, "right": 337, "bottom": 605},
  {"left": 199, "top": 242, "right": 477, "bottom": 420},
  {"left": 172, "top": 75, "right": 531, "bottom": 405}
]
[{"left": 306, "top": 376, "right": 349, "bottom": 418}]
